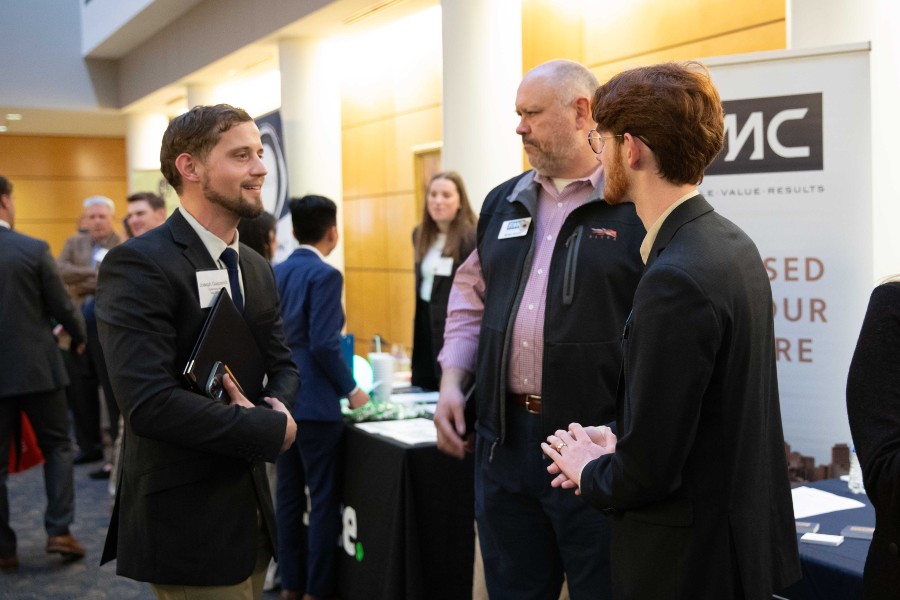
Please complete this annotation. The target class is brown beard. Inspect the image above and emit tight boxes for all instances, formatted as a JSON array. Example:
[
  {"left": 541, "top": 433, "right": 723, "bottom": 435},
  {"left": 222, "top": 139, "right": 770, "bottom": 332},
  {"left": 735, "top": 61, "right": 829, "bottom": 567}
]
[
  {"left": 603, "top": 148, "right": 629, "bottom": 205},
  {"left": 202, "top": 177, "right": 263, "bottom": 219}
]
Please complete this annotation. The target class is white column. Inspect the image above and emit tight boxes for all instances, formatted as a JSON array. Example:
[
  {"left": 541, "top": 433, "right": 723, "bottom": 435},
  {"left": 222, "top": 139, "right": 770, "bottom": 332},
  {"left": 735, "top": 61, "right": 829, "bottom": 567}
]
[
  {"left": 789, "top": 0, "right": 900, "bottom": 279},
  {"left": 126, "top": 112, "right": 169, "bottom": 194},
  {"left": 186, "top": 84, "right": 218, "bottom": 109},
  {"left": 440, "top": 0, "right": 523, "bottom": 210},
  {"left": 278, "top": 37, "right": 344, "bottom": 271}
]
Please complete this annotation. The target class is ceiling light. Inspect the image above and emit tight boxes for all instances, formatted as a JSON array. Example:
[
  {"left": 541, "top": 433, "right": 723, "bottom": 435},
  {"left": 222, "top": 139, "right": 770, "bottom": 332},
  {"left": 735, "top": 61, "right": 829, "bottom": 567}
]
[{"left": 5, "top": 113, "right": 22, "bottom": 120}]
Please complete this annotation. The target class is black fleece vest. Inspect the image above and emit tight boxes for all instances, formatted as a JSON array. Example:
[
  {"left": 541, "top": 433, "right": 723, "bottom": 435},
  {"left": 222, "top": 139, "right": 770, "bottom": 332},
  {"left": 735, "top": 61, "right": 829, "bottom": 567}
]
[{"left": 474, "top": 172, "right": 645, "bottom": 444}]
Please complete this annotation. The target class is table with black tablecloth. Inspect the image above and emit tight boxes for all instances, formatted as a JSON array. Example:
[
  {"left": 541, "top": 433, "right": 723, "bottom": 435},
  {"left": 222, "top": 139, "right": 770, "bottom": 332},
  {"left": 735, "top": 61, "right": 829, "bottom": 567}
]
[
  {"left": 337, "top": 423, "right": 475, "bottom": 600},
  {"left": 779, "top": 478, "right": 874, "bottom": 600}
]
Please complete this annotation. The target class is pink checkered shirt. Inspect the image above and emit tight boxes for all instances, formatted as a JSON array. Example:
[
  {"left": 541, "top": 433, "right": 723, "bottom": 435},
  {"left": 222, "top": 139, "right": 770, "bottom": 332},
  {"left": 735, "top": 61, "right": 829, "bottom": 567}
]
[{"left": 439, "top": 166, "right": 602, "bottom": 394}]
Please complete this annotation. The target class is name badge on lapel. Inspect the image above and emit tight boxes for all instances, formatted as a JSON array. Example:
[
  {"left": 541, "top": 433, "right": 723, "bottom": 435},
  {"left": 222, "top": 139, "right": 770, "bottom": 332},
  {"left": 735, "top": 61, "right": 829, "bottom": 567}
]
[
  {"left": 196, "top": 269, "right": 230, "bottom": 308},
  {"left": 498, "top": 217, "right": 532, "bottom": 239},
  {"left": 434, "top": 257, "right": 454, "bottom": 277}
]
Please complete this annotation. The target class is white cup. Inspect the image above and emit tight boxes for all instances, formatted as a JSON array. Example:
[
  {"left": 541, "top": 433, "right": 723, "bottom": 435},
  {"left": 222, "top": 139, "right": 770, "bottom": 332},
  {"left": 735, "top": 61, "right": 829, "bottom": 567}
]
[{"left": 367, "top": 352, "right": 395, "bottom": 403}]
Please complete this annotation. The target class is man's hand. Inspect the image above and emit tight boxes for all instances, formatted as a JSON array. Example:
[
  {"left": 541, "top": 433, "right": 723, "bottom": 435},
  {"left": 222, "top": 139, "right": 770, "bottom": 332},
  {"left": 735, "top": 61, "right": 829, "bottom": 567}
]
[
  {"left": 542, "top": 423, "right": 616, "bottom": 494},
  {"left": 222, "top": 374, "right": 297, "bottom": 453},
  {"left": 263, "top": 396, "right": 297, "bottom": 453},
  {"left": 434, "top": 367, "right": 473, "bottom": 460},
  {"left": 348, "top": 387, "right": 370, "bottom": 409},
  {"left": 222, "top": 373, "right": 255, "bottom": 409}
]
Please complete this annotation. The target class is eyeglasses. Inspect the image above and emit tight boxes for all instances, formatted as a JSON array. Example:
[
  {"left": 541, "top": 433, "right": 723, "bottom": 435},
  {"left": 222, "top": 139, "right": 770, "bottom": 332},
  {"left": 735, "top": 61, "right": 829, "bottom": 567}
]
[
  {"left": 587, "top": 131, "right": 623, "bottom": 154},
  {"left": 587, "top": 130, "right": 655, "bottom": 154}
]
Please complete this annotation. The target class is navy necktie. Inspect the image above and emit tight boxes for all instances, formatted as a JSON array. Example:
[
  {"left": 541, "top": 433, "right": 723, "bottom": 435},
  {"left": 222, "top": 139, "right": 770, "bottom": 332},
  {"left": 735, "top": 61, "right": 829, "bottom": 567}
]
[{"left": 219, "top": 248, "right": 244, "bottom": 312}]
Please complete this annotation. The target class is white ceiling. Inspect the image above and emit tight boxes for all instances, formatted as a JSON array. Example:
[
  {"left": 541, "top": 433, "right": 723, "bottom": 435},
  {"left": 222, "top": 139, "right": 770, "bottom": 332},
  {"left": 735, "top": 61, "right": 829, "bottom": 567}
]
[{"left": 0, "top": 0, "right": 435, "bottom": 138}]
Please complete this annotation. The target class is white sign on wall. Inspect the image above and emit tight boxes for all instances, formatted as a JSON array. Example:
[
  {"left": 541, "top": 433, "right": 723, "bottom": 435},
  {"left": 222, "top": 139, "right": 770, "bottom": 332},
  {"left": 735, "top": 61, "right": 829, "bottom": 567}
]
[{"left": 701, "top": 44, "right": 872, "bottom": 464}]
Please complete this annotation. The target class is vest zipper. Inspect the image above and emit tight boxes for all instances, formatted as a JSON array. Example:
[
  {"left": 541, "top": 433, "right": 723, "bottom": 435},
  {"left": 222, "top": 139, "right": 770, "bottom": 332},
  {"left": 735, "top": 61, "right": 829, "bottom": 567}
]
[{"left": 562, "top": 225, "right": 583, "bottom": 305}]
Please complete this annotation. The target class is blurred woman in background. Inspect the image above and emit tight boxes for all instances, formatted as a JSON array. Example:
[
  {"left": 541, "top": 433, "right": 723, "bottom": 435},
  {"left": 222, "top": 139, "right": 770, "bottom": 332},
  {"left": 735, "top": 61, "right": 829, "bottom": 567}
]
[{"left": 411, "top": 171, "right": 477, "bottom": 390}]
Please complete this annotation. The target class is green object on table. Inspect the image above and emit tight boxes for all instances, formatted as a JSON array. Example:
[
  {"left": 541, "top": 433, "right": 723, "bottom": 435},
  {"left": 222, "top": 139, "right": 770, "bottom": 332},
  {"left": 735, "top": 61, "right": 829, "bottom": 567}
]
[{"left": 342, "top": 399, "right": 426, "bottom": 423}]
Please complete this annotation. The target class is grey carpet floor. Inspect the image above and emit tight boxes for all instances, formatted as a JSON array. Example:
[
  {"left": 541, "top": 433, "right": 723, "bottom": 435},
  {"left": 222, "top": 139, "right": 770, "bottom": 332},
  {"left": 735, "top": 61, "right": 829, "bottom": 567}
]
[{"left": 3, "top": 459, "right": 282, "bottom": 600}]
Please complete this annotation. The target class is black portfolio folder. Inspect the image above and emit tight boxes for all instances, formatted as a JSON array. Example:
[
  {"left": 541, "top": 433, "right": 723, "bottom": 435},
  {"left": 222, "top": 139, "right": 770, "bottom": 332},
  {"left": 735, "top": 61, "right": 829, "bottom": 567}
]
[{"left": 182, "top": 287, "right": 266, "bottom": 402}]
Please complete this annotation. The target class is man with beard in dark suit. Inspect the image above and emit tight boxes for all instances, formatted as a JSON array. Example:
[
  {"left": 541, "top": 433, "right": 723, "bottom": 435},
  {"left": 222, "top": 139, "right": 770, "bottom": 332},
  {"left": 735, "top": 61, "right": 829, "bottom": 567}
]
[
  {"left": 96, "top": 105, "right": 298, "bottom": 600},
  {"left": 542, "top": 63, "right": 801, "bottom": 599}
]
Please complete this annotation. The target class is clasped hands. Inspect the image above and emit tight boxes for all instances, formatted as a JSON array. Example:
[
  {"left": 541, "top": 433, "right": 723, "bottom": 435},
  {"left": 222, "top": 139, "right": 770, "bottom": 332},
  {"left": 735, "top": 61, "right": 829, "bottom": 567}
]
[{"left": 541, "top": 424, "right": 617, "bottom": 495}]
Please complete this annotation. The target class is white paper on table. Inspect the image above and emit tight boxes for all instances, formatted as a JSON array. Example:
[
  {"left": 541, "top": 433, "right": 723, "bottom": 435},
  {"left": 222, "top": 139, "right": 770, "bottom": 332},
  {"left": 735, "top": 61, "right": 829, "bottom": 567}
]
[
  {"left": 355, "top": 418, "right": 437, "bottom": 445},
  {"left": 791, "top": 486, "right": 866, "bottom": 519},
  {"left": 390, "top": 391, "right": 439, "bottom": 404}
]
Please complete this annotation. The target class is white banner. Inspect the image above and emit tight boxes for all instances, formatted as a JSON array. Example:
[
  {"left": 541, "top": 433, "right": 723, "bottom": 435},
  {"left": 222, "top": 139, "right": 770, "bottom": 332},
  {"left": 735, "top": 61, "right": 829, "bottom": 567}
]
[{"left": 701, "top": 45, "right": 872, "bottom": 464}]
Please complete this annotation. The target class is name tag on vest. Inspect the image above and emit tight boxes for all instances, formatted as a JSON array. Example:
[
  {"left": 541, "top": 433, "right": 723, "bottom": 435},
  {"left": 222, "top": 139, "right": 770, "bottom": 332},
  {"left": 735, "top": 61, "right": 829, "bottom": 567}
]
[{"left": 498, "top": 217, "right": 532, "bottom": 239}]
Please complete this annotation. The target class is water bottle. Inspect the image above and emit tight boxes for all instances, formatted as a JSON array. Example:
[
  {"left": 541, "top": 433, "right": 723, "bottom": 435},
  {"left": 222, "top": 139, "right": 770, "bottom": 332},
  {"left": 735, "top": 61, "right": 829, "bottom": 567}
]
[{"left": 848, "top": 446, "right": 865, "bottom": 494}]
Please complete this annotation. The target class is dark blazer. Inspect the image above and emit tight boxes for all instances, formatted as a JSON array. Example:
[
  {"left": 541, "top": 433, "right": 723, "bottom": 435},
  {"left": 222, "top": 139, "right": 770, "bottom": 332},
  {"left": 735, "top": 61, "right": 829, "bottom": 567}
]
[
  {"left": 411, "top": 226, "right": 476, "bottom": 389},
  {"left": 580, "top": 196, "right": 801, "bottom": 599},
  {"left": 0, "top": 226, "right": 86, "bottom": 398},
  {"left": 847, "top": 281, "right": 900, "bottom": 599},
  {"left": 274, "top": 248, "right": 355, "bottom": 422},
  {"left": 96, "top": 210, "right": 299, "bottom": 586}
]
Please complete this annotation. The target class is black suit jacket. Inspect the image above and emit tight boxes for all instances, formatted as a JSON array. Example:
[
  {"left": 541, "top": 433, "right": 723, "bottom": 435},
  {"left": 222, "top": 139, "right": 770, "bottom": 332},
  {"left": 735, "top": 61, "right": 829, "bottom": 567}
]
[
  {"left": 580, "top": 196, "right": 801, "bottom": 599},
  {"left": 0, "top": 226, "right": 85, "bottom": 398},
  {"left": 96, "top": 210, "right": 299, "bottom": 585},
  {"left": 847, "top": 281, "right": 900, "bottom": 600}
]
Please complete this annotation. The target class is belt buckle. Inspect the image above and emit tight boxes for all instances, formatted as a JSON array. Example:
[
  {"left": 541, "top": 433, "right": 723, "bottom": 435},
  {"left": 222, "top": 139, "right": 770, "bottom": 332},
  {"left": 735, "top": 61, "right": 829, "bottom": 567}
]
[{"left": 524, "top": 395, "right": 541, "bottom": 414}]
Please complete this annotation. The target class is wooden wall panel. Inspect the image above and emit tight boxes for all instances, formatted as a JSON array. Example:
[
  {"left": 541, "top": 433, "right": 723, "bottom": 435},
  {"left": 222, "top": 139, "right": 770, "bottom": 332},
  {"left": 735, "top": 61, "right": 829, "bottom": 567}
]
[
  {"left": 11, "top": 223, "right": 87, "bottom": 258},
  {"left": 344, "top": 196, "right": 387, "bottom": 270},
  {"left": 591, "top": 22, "right": 786, "bottom": 83},
  {"left": 345, "top": 269, "right": 391, "bottom": 354},
  {"left": 0, "top": 135, "right": 127, "bottom": 178},
  {"left": 342, "top": 119, "right": 390, "bottom": 198},
  {"left": 387, "top": 271, "right": 416, "bottom": 352},
  {"left": 583, "top": 0, "right": 785, "bottom": 68},
  {"left": 14, "top": 180, "right": 128, "bottom": 221},
  {"left": 386, "top": 192, "right": 417, "bottom": 271},
  {"left": 388, "top": 106, "right": 442, "bottom": 193},
  {"left": 522, "top": 0, "right": 583, "bottom": 72},
  {"left": 1, "top": 134, "right": 127, "bottom": 255}
]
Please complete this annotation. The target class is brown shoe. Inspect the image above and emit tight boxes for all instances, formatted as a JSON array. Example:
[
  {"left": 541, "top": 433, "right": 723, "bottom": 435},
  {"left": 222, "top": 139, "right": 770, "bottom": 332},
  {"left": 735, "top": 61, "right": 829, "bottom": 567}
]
[
  {"left": 280, "top": 591, "right": 301, "bottom": 600},
  {"left": 0, "top": 554, "right": 19, "bottom": 573},
  {"left": 46, "top": 535, "right": 86, "bottom": 559}
]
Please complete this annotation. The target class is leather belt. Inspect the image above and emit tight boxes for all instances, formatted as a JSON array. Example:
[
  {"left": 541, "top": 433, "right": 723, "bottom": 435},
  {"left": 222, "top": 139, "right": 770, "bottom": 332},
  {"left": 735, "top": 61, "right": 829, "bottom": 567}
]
[{"left": 509, "top": 393, "right": 542, "bottom": 414}]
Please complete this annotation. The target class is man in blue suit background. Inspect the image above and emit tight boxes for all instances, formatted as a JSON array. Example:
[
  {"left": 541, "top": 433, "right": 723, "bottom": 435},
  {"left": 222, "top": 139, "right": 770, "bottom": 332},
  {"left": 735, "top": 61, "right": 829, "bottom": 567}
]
[{"left": 274, "top": 195, "right": 370, "bottom": 600}]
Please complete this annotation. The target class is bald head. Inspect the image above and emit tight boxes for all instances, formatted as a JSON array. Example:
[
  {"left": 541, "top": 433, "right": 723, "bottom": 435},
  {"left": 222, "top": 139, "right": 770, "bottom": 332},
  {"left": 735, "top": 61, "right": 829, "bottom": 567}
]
[
  {"left": 524, "top": 60, "right": 599, "bottom": 108},
  {"left": 515, "top": 60, "right": 599, "bottom": 178}
]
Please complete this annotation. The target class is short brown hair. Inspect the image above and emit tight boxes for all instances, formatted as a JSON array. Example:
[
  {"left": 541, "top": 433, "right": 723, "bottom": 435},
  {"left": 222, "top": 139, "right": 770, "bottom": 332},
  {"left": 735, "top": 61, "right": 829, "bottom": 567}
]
[
  {"left": 127, "top": 192, "right": 165, "bottom": 211},
  {"left": 0, "top": 175, "right": 11, "bottom": 197},
  {"left": 160, "top": 104, "right": 253, "bottom": 193},
  {"left": 591, "top": 62, "right": 724, "bottom": 185}
]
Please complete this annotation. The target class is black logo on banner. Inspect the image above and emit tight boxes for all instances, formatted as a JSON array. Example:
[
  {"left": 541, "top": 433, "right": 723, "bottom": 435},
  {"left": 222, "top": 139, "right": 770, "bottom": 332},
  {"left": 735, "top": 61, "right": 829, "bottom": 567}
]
[{"left": 706, "top": 93, "right": 823, "bottom": 175}]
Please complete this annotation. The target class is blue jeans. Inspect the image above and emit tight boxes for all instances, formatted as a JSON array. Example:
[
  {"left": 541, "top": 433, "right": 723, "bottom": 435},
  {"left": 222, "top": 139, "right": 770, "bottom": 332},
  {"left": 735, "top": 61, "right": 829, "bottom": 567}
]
[
  {"left": 475, "top": 407, "right": 612, "bottom": 600},
  {"left": 0, "top": 388, "right": 76, "bottom": 555}
]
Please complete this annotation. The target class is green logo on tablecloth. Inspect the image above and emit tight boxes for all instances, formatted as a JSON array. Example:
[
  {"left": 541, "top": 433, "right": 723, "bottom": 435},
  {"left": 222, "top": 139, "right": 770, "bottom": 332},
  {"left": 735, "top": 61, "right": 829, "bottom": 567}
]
[{"left": 343, "top": 505, "right": 364, "bottom": 563}]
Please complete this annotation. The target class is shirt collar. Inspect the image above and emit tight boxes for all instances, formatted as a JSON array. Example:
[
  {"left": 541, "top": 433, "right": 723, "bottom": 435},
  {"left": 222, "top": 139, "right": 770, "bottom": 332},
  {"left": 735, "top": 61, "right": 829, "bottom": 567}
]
[
  {"left": 0, "top": 219, "right": 10, "bottom": 229},
  {"left": 178, "top": 206, "right": 240, "bottom": 267},
  {"left": 297, "top": 244, "right": 325, "bottom": 260},
  {"left": 532, "top": 164, "right": 602, "bottom": 197},
  {"left": 639, "top": 190, "right": 700, "bottom": 264}
]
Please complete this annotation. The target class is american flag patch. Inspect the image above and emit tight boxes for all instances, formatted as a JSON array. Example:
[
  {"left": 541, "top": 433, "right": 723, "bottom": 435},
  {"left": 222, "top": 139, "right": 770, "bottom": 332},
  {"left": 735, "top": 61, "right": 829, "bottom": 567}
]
[{"left": 590, "top": 228, "right": 617, "bottom": 240}]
